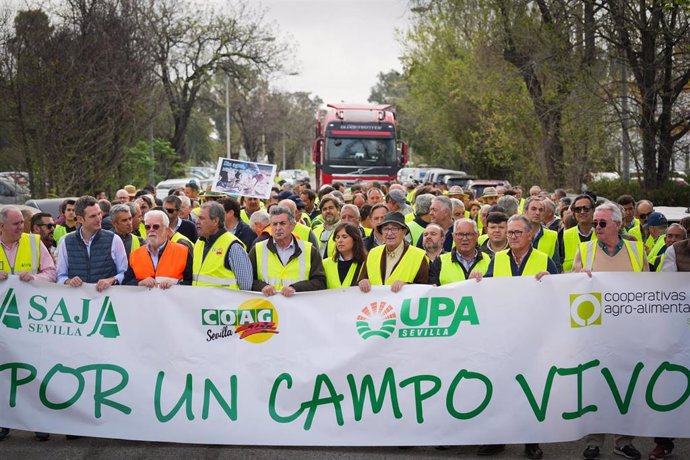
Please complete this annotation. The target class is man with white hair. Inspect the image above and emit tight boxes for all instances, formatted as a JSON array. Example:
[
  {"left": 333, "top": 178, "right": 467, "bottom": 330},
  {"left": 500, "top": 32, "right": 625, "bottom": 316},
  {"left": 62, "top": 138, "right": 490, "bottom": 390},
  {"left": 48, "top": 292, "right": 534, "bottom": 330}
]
[
  {"left": 340, "top": 204, "right": 370, "bottom": 238},
  {"left": 573, "top": 202, "right": 646, "bottom": 460},
  {"left": 429, "top": 218, "right": 492, "bottom": 285},
  {"left": 124, "top": 210, "right": 192, "bottom": 287},
  {"left": 418, "top": 196, "right": 454, "bottom": 252},
  {"left": 407, "top": 193, "right": 434, "bottom": 248}
]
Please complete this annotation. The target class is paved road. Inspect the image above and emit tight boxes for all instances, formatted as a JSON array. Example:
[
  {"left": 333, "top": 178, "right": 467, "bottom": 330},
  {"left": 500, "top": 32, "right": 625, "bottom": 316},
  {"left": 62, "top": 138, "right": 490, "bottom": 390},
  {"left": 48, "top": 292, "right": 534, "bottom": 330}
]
[{"left": 1, "top": 431, "right": 687, "bottom": 459}]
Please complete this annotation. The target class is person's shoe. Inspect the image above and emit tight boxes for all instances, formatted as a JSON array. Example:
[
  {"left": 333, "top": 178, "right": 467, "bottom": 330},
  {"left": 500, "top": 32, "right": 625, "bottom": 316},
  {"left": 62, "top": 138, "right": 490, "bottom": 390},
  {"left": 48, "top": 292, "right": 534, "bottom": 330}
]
[
  {"left": 35, "top": 432, "right": 50, "bottom": 441},
  {"left": 649, "top": 441, "right": 674, "bottom": 459},
  {"left": 478, "top": 444, "right": 505, "bottom": 456},
  {"left": 614, "top": 444, "right": 642, "bottom": 459},
  {"left": 0, "top": 428, "right": 9, "bottom": 441},
  {"left": 583, "top": 445, "right": 600, "bottom": 460},
  {"left": 525, "top": 443, "right": 544, "bottom": 459}
]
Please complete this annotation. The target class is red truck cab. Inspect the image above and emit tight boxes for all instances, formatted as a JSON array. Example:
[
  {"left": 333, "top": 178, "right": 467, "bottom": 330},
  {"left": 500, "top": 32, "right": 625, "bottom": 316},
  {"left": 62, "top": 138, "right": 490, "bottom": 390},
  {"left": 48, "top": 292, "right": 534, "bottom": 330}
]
[{"left": 312, "top": 103, "right": 408, "bottom": 187}]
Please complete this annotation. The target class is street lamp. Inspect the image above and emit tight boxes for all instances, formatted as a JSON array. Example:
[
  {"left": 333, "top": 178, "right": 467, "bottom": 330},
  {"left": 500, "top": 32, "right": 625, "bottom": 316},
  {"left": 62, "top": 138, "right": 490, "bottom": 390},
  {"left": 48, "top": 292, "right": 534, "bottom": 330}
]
[{"left": 225, "top": 75, "right": 231, "bottom": 159}]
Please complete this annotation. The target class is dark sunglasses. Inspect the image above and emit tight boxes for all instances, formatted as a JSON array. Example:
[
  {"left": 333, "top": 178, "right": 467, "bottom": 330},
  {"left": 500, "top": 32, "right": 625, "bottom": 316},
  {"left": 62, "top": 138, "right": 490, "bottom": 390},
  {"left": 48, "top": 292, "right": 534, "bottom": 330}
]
[
  {"left": 592, "top": 220, "right": 608, "bottom": 228},
  {"left": 163, "top": 208, "right": 178, "bottom": 214},
  {"left": 144, "top": 224, "right": 162, "bottom": 231},
  {"left": 638, "top": 213, "right": 649, "bottom": 220},
  {"left": 573, "top": 206, "right": 593, "bottom": 213},
  {"left": 38, "top": 223, "right": 55, "bottom": 229}
]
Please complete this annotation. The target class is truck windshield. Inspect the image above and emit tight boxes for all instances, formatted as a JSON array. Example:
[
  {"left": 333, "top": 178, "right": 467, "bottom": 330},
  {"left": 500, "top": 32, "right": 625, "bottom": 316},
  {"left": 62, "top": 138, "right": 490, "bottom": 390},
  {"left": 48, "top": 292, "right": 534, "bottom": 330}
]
[{"left": 325, "top": 137, "right": 396, "bottom": 166}]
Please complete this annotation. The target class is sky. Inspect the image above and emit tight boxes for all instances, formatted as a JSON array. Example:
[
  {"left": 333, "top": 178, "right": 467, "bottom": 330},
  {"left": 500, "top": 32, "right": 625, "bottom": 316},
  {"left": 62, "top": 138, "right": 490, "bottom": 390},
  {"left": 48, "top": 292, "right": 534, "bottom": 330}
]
[{"left": 260, "top": 0, "right": 411, "bottom": 104}]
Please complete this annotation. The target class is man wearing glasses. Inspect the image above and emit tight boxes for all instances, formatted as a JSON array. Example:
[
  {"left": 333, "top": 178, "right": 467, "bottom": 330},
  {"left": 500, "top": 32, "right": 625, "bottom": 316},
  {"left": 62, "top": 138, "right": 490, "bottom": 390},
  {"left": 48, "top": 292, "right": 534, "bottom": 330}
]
[
  {"left": 30, "top": 212, "right": 58, "bottom": 261},
  {"left": 561, "top": 194, "right": 597, "bottom": 272},
  {"left": 635, "top": 199, "right": 655, "bottom": 249},
  {"left": 572, "top": 202, "right": 647, "bottom": 460},
  {"left": 473, "top": 214, "right": 555, "bottom": 459},
  {"left": 124, "top": 210, "right": 192, "bottom": 287},
  {"left": 358, "top": 211, "right": 429, "bottom": 293},
  {"left": 162, "top": 195, "right": 198, "bottom": 243},
  {"left": 428, "top": 218, "right": 491, "bottom": 286}
]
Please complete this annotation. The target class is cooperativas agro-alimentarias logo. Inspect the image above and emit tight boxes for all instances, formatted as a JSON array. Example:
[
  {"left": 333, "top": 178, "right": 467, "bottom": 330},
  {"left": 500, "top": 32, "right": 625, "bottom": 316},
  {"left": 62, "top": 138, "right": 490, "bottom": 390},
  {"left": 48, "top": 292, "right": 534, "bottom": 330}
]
[{"left": 570, "top": 292, "right": 603, "bottom": 328}]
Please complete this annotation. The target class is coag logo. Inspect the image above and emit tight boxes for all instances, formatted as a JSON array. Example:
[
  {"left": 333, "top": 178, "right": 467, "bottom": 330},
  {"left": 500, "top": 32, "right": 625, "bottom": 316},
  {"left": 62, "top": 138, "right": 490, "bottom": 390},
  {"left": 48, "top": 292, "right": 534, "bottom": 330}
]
[
  {"left": 356, "top": 301, "right": 397, "bottom": 339},
  {"left": 570, "top": 292, "right": 602, "bottom": 328},
  {"left": 202, "top": 298, "right": 279, "bottom": 344},
  {"left": 0, "top": 288, "right": 120, "bottom": 338}
]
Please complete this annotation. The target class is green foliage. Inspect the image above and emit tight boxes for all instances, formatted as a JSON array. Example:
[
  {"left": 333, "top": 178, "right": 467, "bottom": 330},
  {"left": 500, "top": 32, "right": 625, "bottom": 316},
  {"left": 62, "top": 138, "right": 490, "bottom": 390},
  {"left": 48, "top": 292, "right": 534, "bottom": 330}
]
[
  {"left": 121, "top": 139, "right": 183, "bottom": 187},
  {"left": 588, "top": 179, "right": 690, "bottom": 207}
]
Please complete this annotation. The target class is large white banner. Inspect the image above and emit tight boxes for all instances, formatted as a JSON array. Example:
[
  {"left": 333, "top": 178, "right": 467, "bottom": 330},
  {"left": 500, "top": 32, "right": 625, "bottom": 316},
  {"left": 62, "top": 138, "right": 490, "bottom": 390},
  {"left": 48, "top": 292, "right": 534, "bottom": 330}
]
[{"left": 0, "top": 273, "right": 689, "bottom": 445}]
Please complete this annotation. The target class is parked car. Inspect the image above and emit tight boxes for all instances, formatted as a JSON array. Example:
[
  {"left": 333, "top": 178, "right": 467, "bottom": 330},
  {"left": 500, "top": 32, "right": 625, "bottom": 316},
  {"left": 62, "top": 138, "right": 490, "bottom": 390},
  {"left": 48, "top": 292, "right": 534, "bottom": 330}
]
[
  {"left": 0, "top": 178, "right": 31, "bottom": 204},
  {"left": 155, "top": 177, "right": 212, "bottom": 200},
  {"left": 465, "top": 179, "right": 512, "bottom": 199},
  {"left": 0, "top": 203, "right": 40, "bottom": 217},
  {"left": 425, "top": 168, "right": 469, "bottom": 184},
  {"left": 278, "top": 169, "right": 310, "bottom": 185},
  {"left": 397, "top": 167, "right": 429, "bottom": 183},
  {"left": 25, "top": 197, "right": 78, "bottom": 219},
  {"left": 444, "top": 173, "right": 475, "bottom": 189}
]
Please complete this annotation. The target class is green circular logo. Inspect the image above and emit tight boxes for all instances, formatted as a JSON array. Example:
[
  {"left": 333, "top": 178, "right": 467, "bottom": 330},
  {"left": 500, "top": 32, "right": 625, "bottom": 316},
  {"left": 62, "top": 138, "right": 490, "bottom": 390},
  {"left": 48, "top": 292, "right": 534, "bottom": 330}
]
[{"left": 356, "top": 301, "right": 397, "bottom": 339}]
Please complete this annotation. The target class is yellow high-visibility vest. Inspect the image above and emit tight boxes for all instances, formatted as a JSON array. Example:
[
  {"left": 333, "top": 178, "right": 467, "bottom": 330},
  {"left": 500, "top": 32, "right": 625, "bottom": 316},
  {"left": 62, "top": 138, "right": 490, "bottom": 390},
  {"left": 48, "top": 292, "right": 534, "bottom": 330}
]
[
  {"left": 192, "top": 232, "right": 242, "bottom": 289},
  {"left": 0, "top": 233, "right": 40, "bottom": 274},
  {"left": 438, "top": 251, "right": 491, "bottom": 285},
  {"left": 255, "top": 239, "right": 312, "bottom": 290},
  {"left": 579, "top": 239, "right": 644, "bottom": 272},
  {"left": 493, "top": 248, "right": 549, "bottom": 277},
  {"left": 365, "top": 244, "right": 426, "bottom": 285}
]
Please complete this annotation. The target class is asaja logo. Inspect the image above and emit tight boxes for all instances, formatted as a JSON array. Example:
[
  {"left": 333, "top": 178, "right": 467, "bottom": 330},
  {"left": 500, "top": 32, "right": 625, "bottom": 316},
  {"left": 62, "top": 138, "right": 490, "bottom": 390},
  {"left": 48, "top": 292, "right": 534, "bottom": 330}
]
[
  {"left": 202, "top": 298, "right": 279, "bottom": 344},
  {"left": 570, "top": 292, "right": 602, "bottom": 328},
  {"left": 0, "top": 288, "right": 120, "bottom": 338},
  {"left": 356, "top": 301, "right": 397, "bottom": 339}
]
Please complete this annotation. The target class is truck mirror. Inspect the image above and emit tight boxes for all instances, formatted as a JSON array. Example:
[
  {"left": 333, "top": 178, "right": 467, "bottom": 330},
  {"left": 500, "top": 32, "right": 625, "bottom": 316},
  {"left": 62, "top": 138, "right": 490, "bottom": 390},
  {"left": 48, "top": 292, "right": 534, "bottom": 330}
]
[
  {"left": 312, "top": 139, "right": 323, "bottom": 163},
  {"left": 397, "top": 141, "right": 408, "bottom": 167}
]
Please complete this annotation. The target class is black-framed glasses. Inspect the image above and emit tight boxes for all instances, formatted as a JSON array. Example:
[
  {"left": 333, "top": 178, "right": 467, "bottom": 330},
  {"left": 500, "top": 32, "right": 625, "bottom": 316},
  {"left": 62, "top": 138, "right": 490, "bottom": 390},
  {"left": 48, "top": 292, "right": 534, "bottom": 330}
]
[
  {"left": 144, "top": 224, "right": 162, "bottom": 231},
  {"left": 507, "top": 230, "right": 525, "bottom": 238},
  {"left": 573, "top": 206, "right": 593, "bottom": 213},
  {"left": 163, "top": 208, "right": 178, "bottom": 214},
  {"left": 592, "top": 220, "right": 608, "bottom": 228},
  {"left": 38, "top": 223, "right": 55, "bottom": 229},
  {"left": 453, "top": 232, "right": 475, "bottom": 240},
  {"left": 638, "top": 213, "right": 650, "bottom": 220}
]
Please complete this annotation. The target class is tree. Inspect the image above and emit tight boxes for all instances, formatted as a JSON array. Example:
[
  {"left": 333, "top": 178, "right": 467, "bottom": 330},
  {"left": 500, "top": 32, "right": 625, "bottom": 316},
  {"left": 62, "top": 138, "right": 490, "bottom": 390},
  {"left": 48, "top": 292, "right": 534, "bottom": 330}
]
[
  {"left": 368, "top": 70, "right": 407, "bottom": 104},
  {"left": 0, "top": 1, "right": 155, "bottom": 197},
  {"left": 141, "top": 0, "right": 285, "bottom": 164},
  {"left": 600, "top": 0, "right": 690, "bottom": 188}
]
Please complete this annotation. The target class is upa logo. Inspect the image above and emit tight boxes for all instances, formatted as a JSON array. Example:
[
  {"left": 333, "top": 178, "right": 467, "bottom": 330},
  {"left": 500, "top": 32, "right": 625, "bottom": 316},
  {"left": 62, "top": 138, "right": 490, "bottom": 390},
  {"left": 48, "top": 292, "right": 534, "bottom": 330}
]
[
  {"left": 202, "top": 298, "right": 279, "bottom": 344},
  {"left": 399, "top": 296, "right": 479, "bottom": 337},
  {"left": 570, "top": 292, "right": 603, "bottom": 328},
  {"left": 0, "top": 288, "right": 120, "bottom": 338},
  {"left": 356, "top": 301, "right": 397, "bottom": 339}
]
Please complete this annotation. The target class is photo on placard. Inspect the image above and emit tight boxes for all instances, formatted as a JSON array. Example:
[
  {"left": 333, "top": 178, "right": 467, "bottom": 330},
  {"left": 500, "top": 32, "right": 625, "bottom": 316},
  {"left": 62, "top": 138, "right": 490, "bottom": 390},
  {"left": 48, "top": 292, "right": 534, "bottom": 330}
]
[{"left": 211, "top": 158, "right": 276, "bottom": 200}]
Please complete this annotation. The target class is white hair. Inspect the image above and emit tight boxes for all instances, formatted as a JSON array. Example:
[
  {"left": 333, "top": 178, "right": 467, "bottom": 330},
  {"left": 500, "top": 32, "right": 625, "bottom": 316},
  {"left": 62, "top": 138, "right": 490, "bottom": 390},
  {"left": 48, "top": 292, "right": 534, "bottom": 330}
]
[{"left": 145, "top": 209, "right": 169, "bottom": 228}]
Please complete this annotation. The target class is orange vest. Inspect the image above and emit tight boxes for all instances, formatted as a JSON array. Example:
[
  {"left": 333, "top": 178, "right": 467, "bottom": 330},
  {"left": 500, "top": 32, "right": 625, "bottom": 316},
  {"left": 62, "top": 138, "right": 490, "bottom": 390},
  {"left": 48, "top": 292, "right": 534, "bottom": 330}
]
[{"left": 129, "top": 241, "right": 189, "bottom": 281}]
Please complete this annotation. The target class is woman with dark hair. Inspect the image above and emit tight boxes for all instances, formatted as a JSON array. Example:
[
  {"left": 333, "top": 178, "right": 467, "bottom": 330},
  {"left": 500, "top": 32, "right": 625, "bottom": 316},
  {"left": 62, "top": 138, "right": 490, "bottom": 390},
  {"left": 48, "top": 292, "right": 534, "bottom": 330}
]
[{"left": 323, "top": 223, "right": 367, "bottom": 288}]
